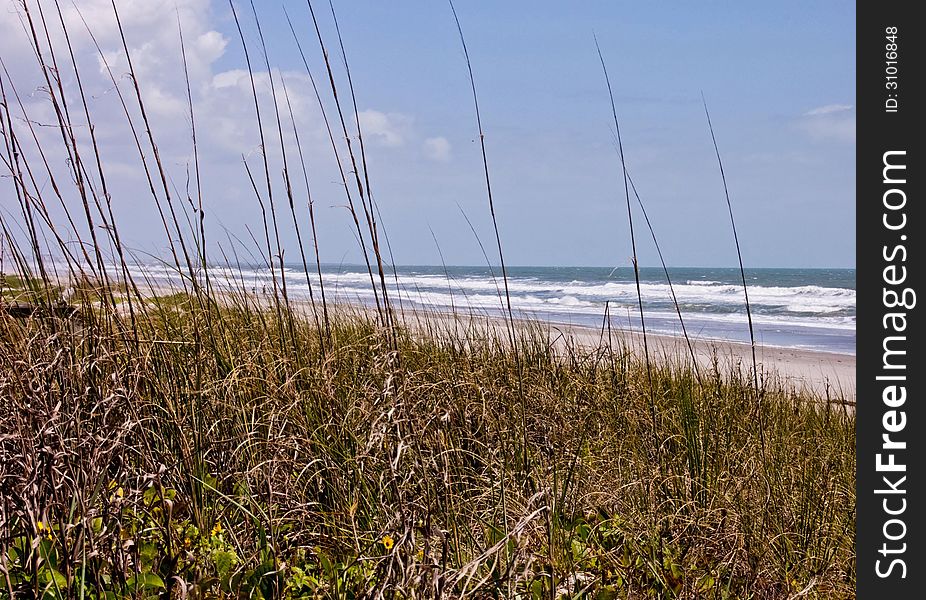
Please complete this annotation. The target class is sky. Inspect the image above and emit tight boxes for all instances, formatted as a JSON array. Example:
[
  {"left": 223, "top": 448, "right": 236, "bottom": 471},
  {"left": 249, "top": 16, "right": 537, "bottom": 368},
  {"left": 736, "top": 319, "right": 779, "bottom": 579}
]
[{"left": 0, "top": 1, "right": 855, "bottom": 269}]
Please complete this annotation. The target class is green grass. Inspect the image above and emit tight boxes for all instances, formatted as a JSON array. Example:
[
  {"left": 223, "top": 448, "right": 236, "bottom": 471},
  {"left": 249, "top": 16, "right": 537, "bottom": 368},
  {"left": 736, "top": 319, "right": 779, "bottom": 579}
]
[
  {"left": 0, "top": 273, "right": 30, "bottom": 289},
  {"left": 0, "top": 294, "right": 854, "bottom": 599},
  {"left": 0, "top": 273, "right": 47, "bottom": 302}
]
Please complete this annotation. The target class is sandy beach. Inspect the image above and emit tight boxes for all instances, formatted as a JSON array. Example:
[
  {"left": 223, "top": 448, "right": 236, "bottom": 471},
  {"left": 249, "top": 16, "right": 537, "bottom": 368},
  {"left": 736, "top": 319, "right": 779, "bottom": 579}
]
[
  {"left": 389, "top": 306, "right": 856, "bottom": 401},
  {"left": 134, "top": 281, "right": 856, "bottom": 402},
  {"left": 572, "top": 324, "right": 855, "bottom": 400}
]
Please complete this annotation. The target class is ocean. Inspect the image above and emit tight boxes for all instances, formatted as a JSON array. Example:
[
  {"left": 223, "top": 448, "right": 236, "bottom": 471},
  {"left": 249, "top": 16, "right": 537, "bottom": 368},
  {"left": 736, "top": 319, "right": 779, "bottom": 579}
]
[{"left": 143, "top": 264, "right": 855, "bottom": 355}]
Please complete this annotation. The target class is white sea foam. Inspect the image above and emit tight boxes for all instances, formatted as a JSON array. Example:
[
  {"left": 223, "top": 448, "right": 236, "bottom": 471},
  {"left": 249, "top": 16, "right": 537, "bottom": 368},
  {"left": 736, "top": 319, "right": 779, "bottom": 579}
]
[
  {"left": 106, "top": 263, "right": 855, "bottom": 347},
  {"left": 302, "top": 272, "right": 856, "bottom": 320}
]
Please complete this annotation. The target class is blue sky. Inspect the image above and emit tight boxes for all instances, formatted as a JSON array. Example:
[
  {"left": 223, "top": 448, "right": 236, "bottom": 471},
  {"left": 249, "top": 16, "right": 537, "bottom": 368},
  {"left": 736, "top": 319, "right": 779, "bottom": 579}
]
[{"left": 0, "top": 1, "right": 855, "bottom": 268}]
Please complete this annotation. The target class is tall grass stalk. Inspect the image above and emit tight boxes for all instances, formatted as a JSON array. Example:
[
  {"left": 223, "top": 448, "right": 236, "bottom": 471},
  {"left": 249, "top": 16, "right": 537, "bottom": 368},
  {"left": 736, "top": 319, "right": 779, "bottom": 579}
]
[
  {"left": 595, "top": 40, "right": 658, "bottom": 455},
  {"left": 701, "top": 95, "right": 764, "bottom": 447},
  {"left": 448, "top": 5, "right": 531, "bottom": 533},
  {"left": 627, "top": 173, "right": 702, "bottom": 386},
  {"left": 447, "top": 0, "right": 516, "bottom": 345},
  {"left": 302, "top": 0, "right": 390, "bottom": 333},
  {"left": 327, "top": 0, "right": 398, "bottom": 346},
  {"left": 227, "top": 0, "right": 288, "bottom": 347}
]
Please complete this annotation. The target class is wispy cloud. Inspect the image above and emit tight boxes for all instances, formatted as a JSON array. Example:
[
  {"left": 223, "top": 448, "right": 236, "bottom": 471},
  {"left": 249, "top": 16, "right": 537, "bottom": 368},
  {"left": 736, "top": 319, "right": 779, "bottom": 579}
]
[
  {"left": 423, "top": 137, "right": 452, "bottom": 162},
  {"left": 357, "top": 110, "right": 411, "bottom": 147},
  {"left": 803, "top": 104, "right": 853, "bottom": 117},
  {"left": 798, "top": 104, "right": 855, "bottom": 143}
]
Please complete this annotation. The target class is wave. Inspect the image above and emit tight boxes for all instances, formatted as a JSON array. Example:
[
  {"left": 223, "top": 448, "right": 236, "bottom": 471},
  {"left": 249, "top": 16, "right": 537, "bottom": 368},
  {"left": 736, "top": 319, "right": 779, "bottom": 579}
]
[
  {"left": 685, "top": 280, "right": 723, "bottom": 286},
  {"left": 110, "top": 263, "right": 857, "bottom": 344},
  {"left": 292, "top": 272, "right": 856, "bottom": 316}
]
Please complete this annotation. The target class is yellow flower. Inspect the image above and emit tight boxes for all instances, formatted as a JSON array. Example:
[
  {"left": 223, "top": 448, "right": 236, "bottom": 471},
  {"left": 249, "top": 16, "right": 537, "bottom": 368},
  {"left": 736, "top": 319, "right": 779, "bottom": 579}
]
[
  {"left": 115, "top": 487, "right": 124, "bottom": 498},
  {"left": 37, "top": 521, "right": 45, "bottom": 531},
  {"left": 416, "top": 549, "right": 424, "bottom": 561},
  {"left": 211, "top": 522, "right": 223, "bottom": 536},
  {"left": 381, "top": 535, "right": 394, "bottom": 551},
  {"left": 184, "top": 537, "right": 192, "bottom": 549}
]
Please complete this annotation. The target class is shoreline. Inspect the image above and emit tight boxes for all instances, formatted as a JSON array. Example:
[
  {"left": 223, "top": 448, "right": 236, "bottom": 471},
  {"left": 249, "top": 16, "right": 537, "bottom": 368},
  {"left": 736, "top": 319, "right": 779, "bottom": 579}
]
[
  {"left": 132, "top": 282, "right": 857, "bottom": 401},
  {"left": 360, "top": 303, "right": 856, "bottom": 401},
  {"left": 564, "top": 321, "right": 855, "bottom": 400}
]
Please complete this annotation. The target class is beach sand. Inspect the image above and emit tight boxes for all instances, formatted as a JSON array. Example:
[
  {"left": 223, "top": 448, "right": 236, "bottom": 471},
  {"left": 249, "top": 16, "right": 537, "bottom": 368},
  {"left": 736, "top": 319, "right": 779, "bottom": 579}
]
[
  {"left": 573, "top": 324, "right": 854, "bottom": 400},
  {"left": 391, "top": 307, "right": 856, "bottom": 402},
  {"left": 135, "top": 282, "right": 856, "bottom": 402}
]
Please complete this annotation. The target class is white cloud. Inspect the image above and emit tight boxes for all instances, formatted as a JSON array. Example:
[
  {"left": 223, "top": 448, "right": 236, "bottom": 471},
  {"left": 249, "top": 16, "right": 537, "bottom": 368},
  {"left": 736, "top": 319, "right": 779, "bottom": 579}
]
[
  {"left": 0, "top": 0, "right": 332, "bottom": 156},
  {"left": 803, "top": 104, "right": 853, "bottom": 117},
  {"left": 357, "top": 110, "right": 411, "bottom": 147},
  {"left": 798, "top": 104, "right": 855, "bottom": 143},
  {"left": 423, "top": 137, "right": 452, "bottom": 162},
  {"left": 144, "top": 84, "right": 188, "bottom": 118},
  {"left": 194, "top": 29, "right": 228, "bottom": 65},
  {"left": 212, "top": 69, "right": 248, "bottom": 89},
  {"left": 0, "top": 0, "right": 417, "bottom": 261}
]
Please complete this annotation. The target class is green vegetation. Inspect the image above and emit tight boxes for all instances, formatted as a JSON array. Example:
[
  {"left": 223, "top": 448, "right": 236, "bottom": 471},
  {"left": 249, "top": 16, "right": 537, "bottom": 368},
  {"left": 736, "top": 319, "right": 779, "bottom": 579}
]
[
  {"left": 0, "top": 273, "right": 47, "bottom": 302},
  {"left": 0, "top": 273, "right": 29, "bottom": 289},
  {"left": 1, "top": 296, "right": 854, "bottom": 598}
]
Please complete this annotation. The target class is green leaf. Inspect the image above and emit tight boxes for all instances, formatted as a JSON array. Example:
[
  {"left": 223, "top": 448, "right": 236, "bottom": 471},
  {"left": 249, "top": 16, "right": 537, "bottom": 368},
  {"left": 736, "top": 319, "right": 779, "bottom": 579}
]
[
  {"left": 143, "top": 486, "right": 158, "bottom": 506},
  {"left": 317, "top": 548, "right": 333, "bottom": 574},
  {"left": 38, "top": 539, "right": 59, "bottom": 569},
  {"left": 598, "top": 586, "right": 619, "bottom": 600},
  {"left": 126, "top": 572, "right": 165, "bottom": 594},
  {"left": 40, "top": 567, "right": 67, "bottom": 590},
  {"left": 212, "top": 549, "right": 238, "bottom": 577},
  {"left": 571, "top": 539, "right": 586, "bottom": 560},
  {"left": 697, "top": 575, "right": 715, "bottom": 592},
  {"left": 139, "top": 542, "right": 158, "bottom": 567},
  {"left": 201, "top": 473, "right": 219, "bottom": 490}
]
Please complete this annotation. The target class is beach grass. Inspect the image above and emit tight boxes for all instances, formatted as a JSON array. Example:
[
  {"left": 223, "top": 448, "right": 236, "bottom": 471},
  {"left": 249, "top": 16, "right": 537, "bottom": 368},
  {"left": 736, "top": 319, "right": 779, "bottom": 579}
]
[{"left": 1, "top": 292, "right": 854, "bottom": 598}]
